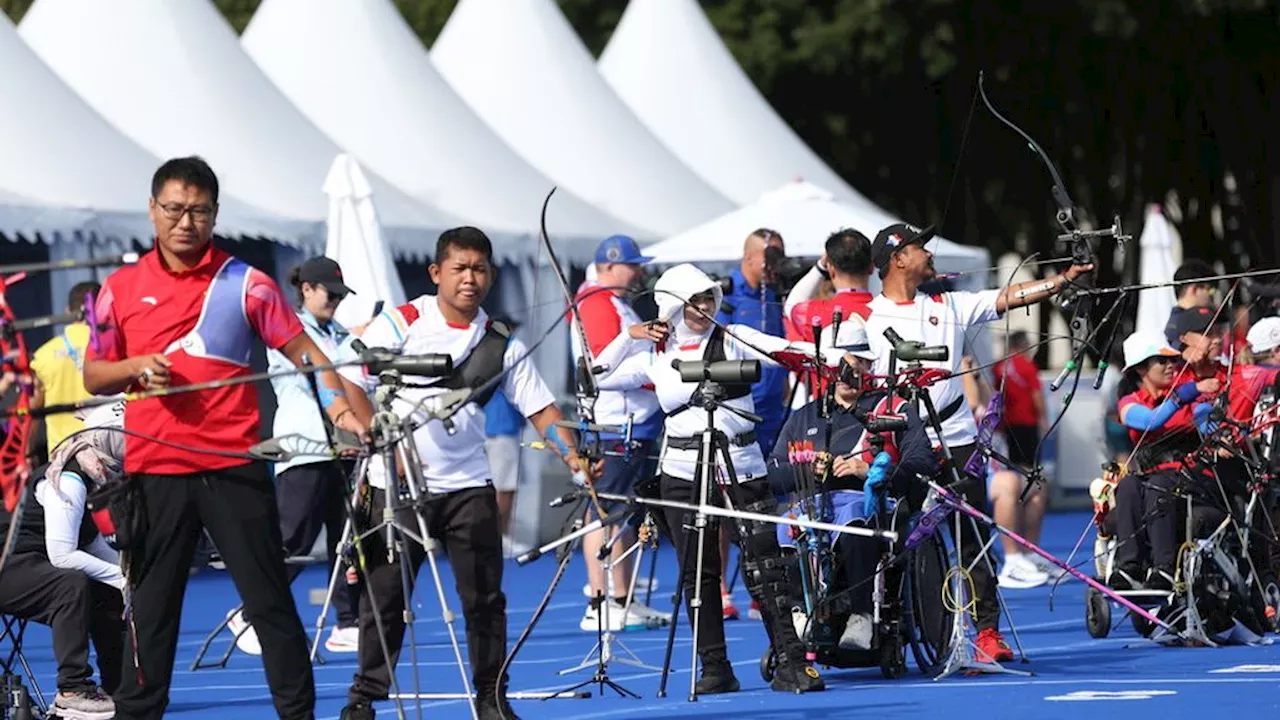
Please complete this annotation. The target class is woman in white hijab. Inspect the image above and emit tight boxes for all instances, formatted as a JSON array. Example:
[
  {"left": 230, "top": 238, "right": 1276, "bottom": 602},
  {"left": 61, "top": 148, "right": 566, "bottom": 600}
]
[
  {"left": 595, "top": 263, "right": 836, "bottom": 695},
  {"left": 0, "top": 401, "right": 125, "bottom": 719}
]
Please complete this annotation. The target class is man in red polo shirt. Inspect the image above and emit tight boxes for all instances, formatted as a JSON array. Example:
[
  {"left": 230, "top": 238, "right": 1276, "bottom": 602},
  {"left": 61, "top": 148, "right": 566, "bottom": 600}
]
[
  {"left": 785, "top": 229, "right": 875, "bottom": 398},
  {"left": 83, "top": 157, "right": 370, "bottom": 720}
]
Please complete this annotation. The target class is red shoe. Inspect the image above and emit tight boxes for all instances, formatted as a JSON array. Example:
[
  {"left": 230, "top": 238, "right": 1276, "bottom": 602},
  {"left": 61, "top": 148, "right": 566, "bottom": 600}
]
[
  {"left": 747, "top": 599, "right": 762, "bottom": 620},
  {"left": 722, "top": 592, "right": 740, "bottom": 621},
  {"left": 975, "top": 628, "right": 1013, "bottom": 663}
]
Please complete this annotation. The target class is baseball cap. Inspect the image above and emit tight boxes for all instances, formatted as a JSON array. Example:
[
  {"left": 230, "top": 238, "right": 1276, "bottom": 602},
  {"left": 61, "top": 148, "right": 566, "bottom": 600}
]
[
  {"left": 871, "top": 223, "right": 936, "bottom": 273},
  {"left": 1172, "top": 306, "right": 1226, "bottom": 339},
  {"left": 594, "top": 235, "right": 653, "bottom": 265},
  {"left": 1121, "top": 331, "right": 1181, "bottom": 373},
  {"left": 834, "top": 318, "right": 878, "bottom": 360},
  {"left": 298, "top": 256, "right": 355, "bottom": 298},
  {"left": 1247, "top": 316, "right": 1280, "bottom": 354}
]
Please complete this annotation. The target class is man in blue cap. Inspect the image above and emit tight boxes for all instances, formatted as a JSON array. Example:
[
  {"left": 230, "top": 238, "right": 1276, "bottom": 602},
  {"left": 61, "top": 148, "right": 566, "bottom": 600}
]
[{"left": 571, "top": 235, "right": 670, "bottom": 631}]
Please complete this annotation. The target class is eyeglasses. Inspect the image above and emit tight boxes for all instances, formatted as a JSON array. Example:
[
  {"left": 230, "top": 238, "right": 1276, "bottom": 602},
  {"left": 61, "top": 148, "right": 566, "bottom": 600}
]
[
  {"left": 155, "top": 201, "right": 215, "bottom": 224},
  {"left": 1149, "top": 356, "right": 1178, "bottom": 366}
]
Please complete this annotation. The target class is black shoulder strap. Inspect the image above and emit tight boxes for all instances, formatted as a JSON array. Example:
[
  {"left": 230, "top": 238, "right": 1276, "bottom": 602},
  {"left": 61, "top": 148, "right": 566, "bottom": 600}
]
[{"left": 438, "top": 319, "right": 513, "bottom": 407}]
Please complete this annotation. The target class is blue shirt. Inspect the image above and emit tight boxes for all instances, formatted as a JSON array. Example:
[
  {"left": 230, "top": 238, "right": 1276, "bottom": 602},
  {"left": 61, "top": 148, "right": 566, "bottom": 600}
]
[
  {"left": 484, "top": 392, "right": 524, "bottom": 438},
  {"left": 268, "top": 309, "right": 358, "bottom": 475},
  {"left": 716, "top": 268, "right": 787, "bottom": 426}
]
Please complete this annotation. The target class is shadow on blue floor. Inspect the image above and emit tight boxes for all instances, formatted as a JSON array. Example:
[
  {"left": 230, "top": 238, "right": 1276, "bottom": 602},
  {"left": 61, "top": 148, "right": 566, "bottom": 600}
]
[{"left": 17, "top": 511, "right": 1280, "bottom": 719}]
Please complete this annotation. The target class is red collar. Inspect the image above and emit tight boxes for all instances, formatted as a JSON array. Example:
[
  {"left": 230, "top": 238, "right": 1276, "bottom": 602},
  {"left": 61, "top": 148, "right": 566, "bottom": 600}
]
[{"left": 143, "top": 242, "right": 224, "bottom": 277}]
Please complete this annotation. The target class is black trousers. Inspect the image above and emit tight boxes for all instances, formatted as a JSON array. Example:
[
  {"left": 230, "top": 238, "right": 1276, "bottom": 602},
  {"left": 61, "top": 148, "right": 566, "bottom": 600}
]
[
  {"left": 348, "top": 485, "right": 506, "bottom": 704},
  {"left": 277, "top": 462, "right": 358, "bottom": 627},
  {"left": 114, "top": 463, "right": 314, "bottom": 720},
  {"left": 1114, "top": 471, "right": 1179, "bottom": 573},
  {"left": 911, "top": 444, "right": 1000, "bottom": 632},
  {"left": 0, "top": 552, "right": 123, "bottom": 693},
  {"left": 658, "top": 473, "right": 779, "bottom": 659}
]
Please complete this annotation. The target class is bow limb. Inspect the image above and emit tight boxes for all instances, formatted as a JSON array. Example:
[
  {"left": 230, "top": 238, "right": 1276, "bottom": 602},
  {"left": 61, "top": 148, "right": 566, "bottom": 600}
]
[{"left": 536, "top": 188, "right": 607, "bottom": 520}]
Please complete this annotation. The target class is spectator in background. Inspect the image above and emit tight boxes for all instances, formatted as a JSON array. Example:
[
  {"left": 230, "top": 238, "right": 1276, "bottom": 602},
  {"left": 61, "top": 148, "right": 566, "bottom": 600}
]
[
  {"left": 484, "top": 388, "right": 523, "bottom": 551},
  {"left": 716, "top": 229, "right": 787, "bottom": 621},
  {"left": 1248, "top": 317, "right": 1280, "bottom": 368},
  {"left": 1164, "top": 259, "right": 1216, "bottom": 348},
  {"left": 990, "top": 334, "right": 1060, "bottom": 581},
  {"left": 31, "top": 281, "right": 101, "bottom": 461}
]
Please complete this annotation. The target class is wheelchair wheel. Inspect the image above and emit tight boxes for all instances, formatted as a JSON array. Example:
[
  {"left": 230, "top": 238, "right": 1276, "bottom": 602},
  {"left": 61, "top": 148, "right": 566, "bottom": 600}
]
[
  {"left": 1085, "top": 586, "right": 1111, "bottom": 638},
  {"left": 759, "top": 646, "right": 776, "bottom": 682},
  {"left": 905, "top": 526, "right": 954, "bottom": 675}
]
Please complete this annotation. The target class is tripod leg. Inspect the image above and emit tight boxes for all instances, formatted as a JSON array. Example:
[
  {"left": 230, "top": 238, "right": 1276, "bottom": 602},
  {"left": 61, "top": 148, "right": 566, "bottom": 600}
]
[
  {"left": 311, "top": 515, "right": 354, "bottom": 662},
  {"left": 657, "top": 511, "right": 693, "bottom": 698}
]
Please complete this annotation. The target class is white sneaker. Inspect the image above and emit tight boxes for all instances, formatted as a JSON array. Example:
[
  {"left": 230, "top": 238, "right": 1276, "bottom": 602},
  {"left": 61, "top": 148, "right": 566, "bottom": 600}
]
[
  {"left": 998, "top": 553, "right": 1049, "bottom": 590},
  {"left": 1025, "top": 552, "right": 1070, "bottom": 580},
  {"left": 54, "top": 686, "right": 114, "bottom": 720},
  {"left": 839, "top": 613, "right": 874, "bottom": 651},
  {"left": 226, "top": 608, "right": 262, "bottom": 656},
  {"left": 624, "top": 599, "right": 672, "bottom": 627},
  {"left": 325, "top": 625, "right": 359, "bottom": 653},
  {"left": 579, "top": 600, "right": 637, "bottom": 632}
]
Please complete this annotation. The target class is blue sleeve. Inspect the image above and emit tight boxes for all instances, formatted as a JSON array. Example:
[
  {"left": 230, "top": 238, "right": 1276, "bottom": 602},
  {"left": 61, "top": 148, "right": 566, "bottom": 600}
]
[
  {"left": 1121, "top": 399, "right": 1181, "bottom": 431},
  {"left": 1192, "top": 402, "right": 1217, "bottom": 434}
]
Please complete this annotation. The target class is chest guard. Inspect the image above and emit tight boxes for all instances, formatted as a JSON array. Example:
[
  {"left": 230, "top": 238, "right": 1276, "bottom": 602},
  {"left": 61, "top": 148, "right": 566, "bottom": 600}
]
[
  {"left": 435, "top": 319, "right": 513, "bottom": 408},
  {"left": 166, "top": 257, "right": 255, "bottom": 367}
]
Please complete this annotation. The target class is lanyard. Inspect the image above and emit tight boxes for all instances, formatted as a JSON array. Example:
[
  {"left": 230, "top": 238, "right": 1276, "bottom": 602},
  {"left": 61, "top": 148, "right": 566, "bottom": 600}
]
[{"left": 59, "top": 330, "right": 82, "bottom": 371}]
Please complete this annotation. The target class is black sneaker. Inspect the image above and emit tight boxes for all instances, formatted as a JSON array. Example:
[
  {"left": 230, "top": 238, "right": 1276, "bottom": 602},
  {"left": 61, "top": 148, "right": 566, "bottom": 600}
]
[
  {"left": 770, "top": 649, "right": 825, "bottom": 693},
  {"left": 340, "top": 700, "right": 375, "bottom": 720},
  {"left": 1107, "top": 566, "right": 1145, "bottom": 591},
  {"left": 694, "top": 658, "right": 740, "bottom": 695},
  {"left": 476, "top": 692, "right": 521, "bottom": 720}
]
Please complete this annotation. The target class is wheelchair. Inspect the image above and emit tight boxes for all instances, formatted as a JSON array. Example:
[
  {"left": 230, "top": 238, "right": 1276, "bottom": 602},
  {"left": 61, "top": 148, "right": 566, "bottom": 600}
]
[
  {"left": 759, "top": 489, "right": 953, "bottom": 680},
  {"left": 1085, "top": 462, "right": 1277, "bottom": 643}
]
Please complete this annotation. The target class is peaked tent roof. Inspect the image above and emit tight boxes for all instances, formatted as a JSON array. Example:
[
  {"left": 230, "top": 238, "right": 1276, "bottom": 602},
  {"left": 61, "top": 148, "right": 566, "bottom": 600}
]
[
  {"left": 432, "top": 0, "right": 734, "bottom": 238},
  {"left": 0, "top": 12, "right": 305, "bottom": 245},
  {"left": 642, "top": 180, "right": 989, "bottom": 273},
  {"left": 598, "top": 0, "right": 876, "bottom": 211},
  {"left": 19, "top": 0, "right": 462, "bottom": 259},
  {"left": 241, "top": 0, "right": 642, "bottom": 264}
]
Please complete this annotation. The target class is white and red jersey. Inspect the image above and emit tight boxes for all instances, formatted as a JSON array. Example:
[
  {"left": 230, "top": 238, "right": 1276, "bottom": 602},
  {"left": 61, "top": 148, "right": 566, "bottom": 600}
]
[
  {"left": 570, "top": 281, "right": 662, "bottom": 438},
  {"left": 864, "top": 290, "right": 1002, "bottom": 447}
]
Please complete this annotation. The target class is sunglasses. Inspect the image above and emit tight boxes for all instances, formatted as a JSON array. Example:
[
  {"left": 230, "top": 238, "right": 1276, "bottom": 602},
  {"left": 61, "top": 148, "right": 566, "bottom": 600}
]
[{"left": 1148, "top": 356, "right": 1178, "bottom": 366}]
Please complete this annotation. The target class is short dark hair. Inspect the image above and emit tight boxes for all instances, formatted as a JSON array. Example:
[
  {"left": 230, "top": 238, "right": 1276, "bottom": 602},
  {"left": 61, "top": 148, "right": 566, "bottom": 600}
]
[
  {"left": 1174, "top": 259, "right": 1215, "bottom": 298},
  {"left": 1008, "top": 330, "right": 1031, "bottom": 351},
  {"left": 435, "top": 226, "right": 494, "bottom": 266},
  {"left": 825, "top": 229, "right": 872, "bottom": 275},
  {"left": 68, "top": 281, "right": 101, "bottom": 313},
  {"left": 151, "top": 156, "right": 219, "bottom": 204}
]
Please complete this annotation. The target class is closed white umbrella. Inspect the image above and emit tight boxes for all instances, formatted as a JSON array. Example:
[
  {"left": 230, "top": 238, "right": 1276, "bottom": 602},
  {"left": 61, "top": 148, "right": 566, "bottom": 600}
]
[
  {"left": 323, "top": 154, "right": 407, "bottom": 329},
  {"left": 1135, "top": 204, "right": 1179, "bottom": 338}
]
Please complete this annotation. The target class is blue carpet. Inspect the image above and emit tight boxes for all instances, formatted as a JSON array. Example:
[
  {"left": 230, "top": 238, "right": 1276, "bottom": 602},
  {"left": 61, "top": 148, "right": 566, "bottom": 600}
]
[{"left": 15, "top": 511, "right": 1280, "bottom": 719}]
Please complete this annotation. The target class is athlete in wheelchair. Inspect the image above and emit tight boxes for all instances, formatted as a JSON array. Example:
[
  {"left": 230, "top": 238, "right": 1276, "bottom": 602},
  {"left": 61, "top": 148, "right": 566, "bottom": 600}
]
[
  {"left": 1089, "top": 331, "right": 1272, "bottom": 641},
  {"left": 761, "top": 323, "right": 940, "bottom": 677}
]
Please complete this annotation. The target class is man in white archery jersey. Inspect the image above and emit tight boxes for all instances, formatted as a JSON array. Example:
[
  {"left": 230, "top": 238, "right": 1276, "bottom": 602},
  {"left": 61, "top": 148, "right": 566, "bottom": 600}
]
[
  {"left": 862, "top": 222, "right": 1093, "bottom": 663},
  {"left": 336, "top": 227, "right": 594, "bottom": 720}
]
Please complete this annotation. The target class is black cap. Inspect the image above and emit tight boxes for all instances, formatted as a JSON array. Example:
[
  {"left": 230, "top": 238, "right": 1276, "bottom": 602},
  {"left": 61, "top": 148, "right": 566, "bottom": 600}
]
[
  {"left": 1172, "top": 305, "right": 1225, "bottom": 339},
  {"left": 871, "top": 223, "right": 936, "bottom": 273},
  {"left": 298, "top": 256, "right": 355, "bottom": 298}
]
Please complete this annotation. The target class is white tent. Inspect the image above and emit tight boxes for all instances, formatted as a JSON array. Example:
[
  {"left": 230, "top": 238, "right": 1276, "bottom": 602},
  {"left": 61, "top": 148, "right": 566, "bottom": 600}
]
[
  {"left": 599, "top": 0, "right": 874, "bottom": 211},
  {"left": 431, "top": 0, "right": 733, "bottom": 238},
  {"left": 642, "top": 180, "right": 989, "bottom": 276},
  {"left": 323, "top": 155, "right": 407, "bottom": 330},
  {"left": 19, "top": 0, "right": 462, "bottom": 259},
  {"left": 0, "top": 13, "right": 305, "bottom": 246},
  {"left": 1135, "top": 204, "right": 1180, "bottom": 339},
  {"left": 241, "top": 0, "right": 640, "bottom": 265}
]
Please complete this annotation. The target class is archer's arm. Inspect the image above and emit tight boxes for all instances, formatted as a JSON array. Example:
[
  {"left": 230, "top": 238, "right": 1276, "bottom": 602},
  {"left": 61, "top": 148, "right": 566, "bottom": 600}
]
[{"left": 993, "top": 263, "right": 1094, "bottom": 314}]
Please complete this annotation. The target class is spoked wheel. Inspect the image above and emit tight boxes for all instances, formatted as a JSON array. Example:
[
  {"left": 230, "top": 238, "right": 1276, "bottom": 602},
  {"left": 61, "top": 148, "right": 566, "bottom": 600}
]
[
  {"left": 1085, "top": 586, "right": 1112, "bottom": 638},
  {"left": 759, "top": 646, "right": 776, "bottom": 682},
  {"left": 905, "top": 527, "right": 954, "bottom": 675}
]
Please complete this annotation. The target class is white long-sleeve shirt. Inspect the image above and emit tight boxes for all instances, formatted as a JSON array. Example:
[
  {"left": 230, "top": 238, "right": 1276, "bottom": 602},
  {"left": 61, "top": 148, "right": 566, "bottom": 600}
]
[
  {"left": 596, "top": 325, "right": 834, "bottom": 481},
  {"left": 35, "top": 477, "right": 124, "bottom": 590}
]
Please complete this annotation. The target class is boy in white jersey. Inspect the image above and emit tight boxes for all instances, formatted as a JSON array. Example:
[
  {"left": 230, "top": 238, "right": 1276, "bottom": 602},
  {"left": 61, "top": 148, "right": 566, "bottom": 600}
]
[
  {"left": 862, "top": 222, "right": 1092, "bottom": 662},
  {"left": 336, "top": 228, "right": 592, "bottom": 720}
]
